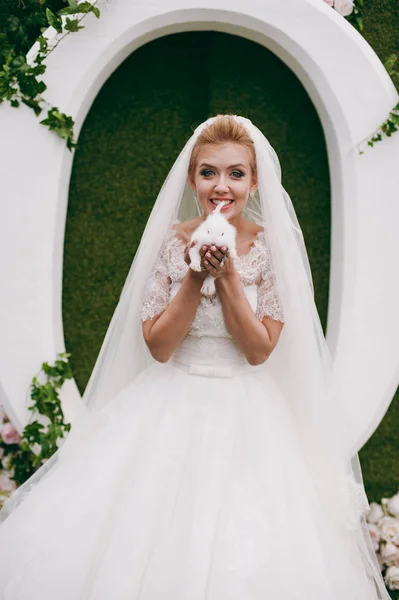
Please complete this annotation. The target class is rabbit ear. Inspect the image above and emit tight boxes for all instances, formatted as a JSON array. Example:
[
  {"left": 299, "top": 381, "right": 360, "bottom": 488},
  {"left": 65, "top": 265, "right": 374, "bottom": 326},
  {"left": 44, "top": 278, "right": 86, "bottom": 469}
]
[{"left": 213, "top": 201, "right": 226, "bottom": 214}]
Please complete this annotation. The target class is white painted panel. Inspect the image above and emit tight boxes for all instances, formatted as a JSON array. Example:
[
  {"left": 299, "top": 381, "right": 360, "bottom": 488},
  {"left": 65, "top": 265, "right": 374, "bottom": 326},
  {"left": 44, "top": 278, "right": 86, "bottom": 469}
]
[{"left": 0, "top": 0, "right": 397, "bottom": 456}]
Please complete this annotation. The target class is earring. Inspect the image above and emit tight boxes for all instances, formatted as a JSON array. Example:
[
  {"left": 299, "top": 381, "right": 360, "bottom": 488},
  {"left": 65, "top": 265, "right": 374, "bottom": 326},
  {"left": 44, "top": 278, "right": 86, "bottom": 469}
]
[{"left": 249, "top": 191, "right": 255, "bottom": 199}]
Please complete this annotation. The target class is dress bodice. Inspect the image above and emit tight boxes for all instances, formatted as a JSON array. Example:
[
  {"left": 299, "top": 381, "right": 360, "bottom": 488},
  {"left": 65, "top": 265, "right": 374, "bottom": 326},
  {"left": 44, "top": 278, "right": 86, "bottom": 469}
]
[{"left": 141, "top": 226, "right": 284, "bottom": 369}]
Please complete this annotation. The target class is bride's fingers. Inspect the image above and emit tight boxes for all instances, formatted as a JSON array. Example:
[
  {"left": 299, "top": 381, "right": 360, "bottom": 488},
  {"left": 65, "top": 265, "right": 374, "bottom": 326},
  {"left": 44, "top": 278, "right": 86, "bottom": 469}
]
[
  {"left": 184, "top": 243, "right": 208, "bottom": 267},
  {"left": 204, "top": 251, "right": 220, "bottom": 270},
  {"left": 209, "top": 246, "right": 226, "bottom": 263},
  {"left": 203, "top": 258, "right": 217, "bottom": 275}
]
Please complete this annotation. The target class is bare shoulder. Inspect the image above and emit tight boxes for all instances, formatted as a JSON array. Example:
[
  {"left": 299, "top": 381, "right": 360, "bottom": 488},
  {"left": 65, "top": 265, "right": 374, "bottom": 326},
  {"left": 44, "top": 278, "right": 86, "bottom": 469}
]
[{"left": 172, "top": 218, "right": 203, "bottom": 244}]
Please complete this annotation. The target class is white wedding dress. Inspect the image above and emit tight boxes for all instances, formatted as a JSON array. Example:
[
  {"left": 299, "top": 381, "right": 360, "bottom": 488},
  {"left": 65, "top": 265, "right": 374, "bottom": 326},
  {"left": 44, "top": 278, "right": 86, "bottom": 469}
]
[{"left": 0, "top": 228, "right": 380, "bottom": 599}]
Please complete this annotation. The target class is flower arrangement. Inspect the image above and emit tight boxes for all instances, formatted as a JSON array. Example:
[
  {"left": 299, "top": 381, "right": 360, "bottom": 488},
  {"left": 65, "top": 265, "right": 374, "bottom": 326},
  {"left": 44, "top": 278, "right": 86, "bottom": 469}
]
[
  {"left": 322, "top": 0, "right": 364, "bottom": 33},
  {"left": 366, "top": 492, "right": 399, "bottom": 590},
  {"left": 0, "top": 353, "right": 73, "bottom": 510},
  {"left": 0, "top": 412, "right": 20, "bottom": 509}
]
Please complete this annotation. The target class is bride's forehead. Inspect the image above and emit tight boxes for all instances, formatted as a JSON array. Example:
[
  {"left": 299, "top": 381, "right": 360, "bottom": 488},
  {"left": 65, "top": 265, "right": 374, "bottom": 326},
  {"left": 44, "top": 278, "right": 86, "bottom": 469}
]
[{"left": 196, "top": 143, "right": 251, "bottom": 166}]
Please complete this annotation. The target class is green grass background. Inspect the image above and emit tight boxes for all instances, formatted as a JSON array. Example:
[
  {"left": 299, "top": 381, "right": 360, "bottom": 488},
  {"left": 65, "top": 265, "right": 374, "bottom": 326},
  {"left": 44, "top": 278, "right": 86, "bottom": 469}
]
[{"left": 1, "top": 1, "right": 398, "bottom": 512}]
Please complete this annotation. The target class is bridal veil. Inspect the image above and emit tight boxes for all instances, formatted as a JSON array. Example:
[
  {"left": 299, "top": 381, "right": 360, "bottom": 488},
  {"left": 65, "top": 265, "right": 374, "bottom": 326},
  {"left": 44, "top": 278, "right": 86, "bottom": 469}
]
[{"left": 1, "top": 115, "right": 390, "bottom": 598}]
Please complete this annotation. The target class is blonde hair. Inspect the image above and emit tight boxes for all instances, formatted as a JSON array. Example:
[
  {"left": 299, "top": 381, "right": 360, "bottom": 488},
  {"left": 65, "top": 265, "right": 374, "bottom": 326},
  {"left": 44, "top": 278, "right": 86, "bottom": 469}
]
[{"left": 188, "top": 115, "right": 257, "bottom": 178}]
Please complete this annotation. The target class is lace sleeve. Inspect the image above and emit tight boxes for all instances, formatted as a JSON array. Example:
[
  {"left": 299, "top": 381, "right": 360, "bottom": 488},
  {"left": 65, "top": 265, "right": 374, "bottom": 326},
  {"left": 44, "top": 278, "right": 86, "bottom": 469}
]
[
  {"left": 255, "top": 235, "right": 285, "bottom": 323},
  {"left": 140, "top": 240, "right": 171, "bottom": 322}
]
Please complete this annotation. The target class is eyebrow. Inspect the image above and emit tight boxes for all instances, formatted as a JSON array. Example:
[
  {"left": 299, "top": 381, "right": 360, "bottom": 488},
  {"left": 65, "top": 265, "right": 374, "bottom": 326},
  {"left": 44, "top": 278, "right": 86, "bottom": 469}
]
[{"left": 199, "top": 163, "right": 247, "bottom": 169}]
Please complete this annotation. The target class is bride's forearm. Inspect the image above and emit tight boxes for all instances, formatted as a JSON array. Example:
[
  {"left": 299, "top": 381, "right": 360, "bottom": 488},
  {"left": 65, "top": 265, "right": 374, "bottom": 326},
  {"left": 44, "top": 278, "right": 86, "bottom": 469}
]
[
  {"left": 142, "top": 270, "right": 203, "bottom": 362},
  {"left": 215, "top": 272, "right": 274, "bottom": 365}
]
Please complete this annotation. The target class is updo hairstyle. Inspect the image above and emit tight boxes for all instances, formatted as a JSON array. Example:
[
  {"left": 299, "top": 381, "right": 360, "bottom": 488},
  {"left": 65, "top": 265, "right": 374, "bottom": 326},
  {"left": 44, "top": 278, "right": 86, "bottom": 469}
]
[{"left": 188, "top": 115, "right": 257, "bottom": 179}]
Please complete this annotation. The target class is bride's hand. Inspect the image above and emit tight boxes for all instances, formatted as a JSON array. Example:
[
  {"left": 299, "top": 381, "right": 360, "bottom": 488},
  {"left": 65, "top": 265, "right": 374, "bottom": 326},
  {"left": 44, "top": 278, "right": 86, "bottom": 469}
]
[
  {"left": 184, "top": 242, "right": 209, "bottom": 280},
  {"left": 202, "top": 245, "right": 232, "bottom": 279}
]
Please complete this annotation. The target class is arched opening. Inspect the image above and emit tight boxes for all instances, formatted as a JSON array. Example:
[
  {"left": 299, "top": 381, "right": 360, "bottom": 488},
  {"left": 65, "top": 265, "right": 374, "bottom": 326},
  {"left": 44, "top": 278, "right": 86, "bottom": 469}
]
[{"left": 63, "top": 31, "right": 331, "bottom": 392}]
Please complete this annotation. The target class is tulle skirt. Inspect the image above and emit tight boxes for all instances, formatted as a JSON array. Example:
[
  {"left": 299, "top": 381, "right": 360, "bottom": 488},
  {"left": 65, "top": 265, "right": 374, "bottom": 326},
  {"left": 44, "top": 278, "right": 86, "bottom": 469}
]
[{"left": 0, "top": 360, "right": 381, "bottom": 599}]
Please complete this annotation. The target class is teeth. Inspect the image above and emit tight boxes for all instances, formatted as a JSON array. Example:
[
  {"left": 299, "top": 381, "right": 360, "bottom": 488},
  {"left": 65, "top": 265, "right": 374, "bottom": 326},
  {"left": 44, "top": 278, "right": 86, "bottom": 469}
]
[{"left": 210, "top": 199, "right": 233, "bottom": 205}]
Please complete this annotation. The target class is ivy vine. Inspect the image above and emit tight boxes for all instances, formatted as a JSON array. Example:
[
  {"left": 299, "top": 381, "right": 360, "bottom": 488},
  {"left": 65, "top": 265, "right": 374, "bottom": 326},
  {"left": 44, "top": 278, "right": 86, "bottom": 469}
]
[
  {"left": 1, "top": 352, "right": 73, "bottom": 486},
  {"left": 358, "top": 53, "right": 399, "bottom": 153},
  {"left": 0, "top": 0, "right": 102, "bottom": 151},
  {"left": 362, "top": 102, "right": 399, "bottom": 152},
  {"left": 0, "top": 0, "right": 397, "bottom": 151}
]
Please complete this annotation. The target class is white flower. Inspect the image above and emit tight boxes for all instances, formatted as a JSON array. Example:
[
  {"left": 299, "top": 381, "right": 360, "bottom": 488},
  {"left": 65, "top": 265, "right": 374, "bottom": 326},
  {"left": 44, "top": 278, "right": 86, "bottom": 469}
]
[
  {"left": 381, "top": 543, "right": 399, "bottom": 568},
  {"left": 380, "top": 516, "right": 399, "bottom": 545},
  {"left": 1, "top": 454, "right": 12, "bottom": 471},
  {"left": 333, "top": 0, "right": 354, "bottom": 16},
  {"left": 385, "top": 566, "right": 399, "bottom": 590},
  {"left": 368, "top": 523, "right": 381, "bottom": 551},
  {"left": 376, "top": 551, "right": 385, "bottom": 569},
  {"left": 387, "top": 494, "right": 399, "bottom": 517},
  {"left": 367, "top": 502, "right": 384, "bottom": 524},
  {"left": 0, "top": 471, "right": 16, "bottom": 493}
]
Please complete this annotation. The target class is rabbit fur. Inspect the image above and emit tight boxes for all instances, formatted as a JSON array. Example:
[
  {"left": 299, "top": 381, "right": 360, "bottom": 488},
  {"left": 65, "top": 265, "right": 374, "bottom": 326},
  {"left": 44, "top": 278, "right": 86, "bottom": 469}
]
[{"left": 188, "top": 201, "right": 237, "bottom": 297}]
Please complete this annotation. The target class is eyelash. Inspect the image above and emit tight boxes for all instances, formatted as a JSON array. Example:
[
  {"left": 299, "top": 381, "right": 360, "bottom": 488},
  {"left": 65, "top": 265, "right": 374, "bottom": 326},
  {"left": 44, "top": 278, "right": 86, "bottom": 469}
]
[{"left": 200, "top": 169, "right": 244, "bottom": 178}]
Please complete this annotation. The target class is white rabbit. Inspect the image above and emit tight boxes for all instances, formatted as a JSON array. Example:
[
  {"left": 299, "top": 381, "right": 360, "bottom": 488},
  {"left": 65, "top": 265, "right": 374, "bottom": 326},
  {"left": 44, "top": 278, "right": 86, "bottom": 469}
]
[{"left": 188, "top": 201, "right": 237, "bottom": 297}]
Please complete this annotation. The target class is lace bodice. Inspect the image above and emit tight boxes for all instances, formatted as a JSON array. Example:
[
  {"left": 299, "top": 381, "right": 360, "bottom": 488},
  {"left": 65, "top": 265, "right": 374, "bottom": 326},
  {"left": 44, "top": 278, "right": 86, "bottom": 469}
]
[{"left": 141, "top": 227, "right": 284, "bottom": 344}]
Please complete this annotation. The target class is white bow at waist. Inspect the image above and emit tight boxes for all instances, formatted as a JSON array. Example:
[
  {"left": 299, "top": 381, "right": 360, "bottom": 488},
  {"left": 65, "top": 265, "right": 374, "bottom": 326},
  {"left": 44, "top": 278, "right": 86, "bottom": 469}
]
[{"left": 170, "top": 358, "right": 260, "bottom": 378}]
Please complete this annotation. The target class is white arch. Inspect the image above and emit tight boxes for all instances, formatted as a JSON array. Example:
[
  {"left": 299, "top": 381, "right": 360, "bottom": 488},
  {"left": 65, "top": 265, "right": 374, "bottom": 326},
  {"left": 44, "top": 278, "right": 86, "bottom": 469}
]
[{"left": 0, "top": 0, "right": 398, "bottom": 454}]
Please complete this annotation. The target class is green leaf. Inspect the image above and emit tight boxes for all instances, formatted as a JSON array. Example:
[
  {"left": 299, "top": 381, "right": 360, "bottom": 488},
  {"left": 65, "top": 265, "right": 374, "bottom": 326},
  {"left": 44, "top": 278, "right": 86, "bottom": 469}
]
[
  {"left": 10, "top": 55, "right": 30, "bottom": 75},
  {"left": 21, "top": 97, "right": 42, "bottom": 116},
  {"left": 64, "top": 18, "right": 84, "bottom": 33},
  {"left": 19, "top": 75, "right": 47, "bottom": 98},
  {"left": 23, "top": 421, "right": 45, "bottom": 444},
  {"left": 46, "top": 8, "right": 63, "bottom": 34}
]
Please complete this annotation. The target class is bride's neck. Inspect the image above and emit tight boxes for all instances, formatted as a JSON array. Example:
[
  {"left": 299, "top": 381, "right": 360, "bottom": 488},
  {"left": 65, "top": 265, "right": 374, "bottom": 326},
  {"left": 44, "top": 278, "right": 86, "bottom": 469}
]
[{"left": 227, "top": 213, "right": 246, "bottom": 233}]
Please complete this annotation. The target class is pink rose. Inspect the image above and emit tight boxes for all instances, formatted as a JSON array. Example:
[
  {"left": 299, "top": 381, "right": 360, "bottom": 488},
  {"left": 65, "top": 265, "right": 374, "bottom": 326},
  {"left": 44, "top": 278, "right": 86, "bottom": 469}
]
[
  {"left": 387, "top": 494, "right": 399, "bottom": 518},
  {"left": 367, "top": 501, "right": 384, "bottom": 524},
  {"left": 0, "top": 422, "right": 21, "bottom": 445},
  {"left": 380, "top": 516, "right": 399, "bottom": 545},
  {"left": 0, "top": 471, "right": 16, "bottom": 493},
  {"left": 333, "top": 0, "right": 354, "bottom": 16},
  {"left": 376, "top": 551, "right": 385, "bottom": 569},
  {"left": 368, "top": 523, "right": 381, "bottom": 552}
]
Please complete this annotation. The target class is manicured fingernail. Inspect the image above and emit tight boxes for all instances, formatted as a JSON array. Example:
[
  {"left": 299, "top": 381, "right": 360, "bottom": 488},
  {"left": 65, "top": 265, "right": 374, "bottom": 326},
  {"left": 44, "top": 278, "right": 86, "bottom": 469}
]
[
  {"left": 202, "top": 246, "right": 207, "bottom": 250},
  {"left": 206, "top": 252, "right": 211, "bottom": 257},
  {"left": 211, "top": 246, "right": 216, "bottom": 251},
  {"left": 222, "top": 246, "right": 226, "bottom": 251},
  {"left": 204, "top": 260, "right": 209, "bottom": 264}
]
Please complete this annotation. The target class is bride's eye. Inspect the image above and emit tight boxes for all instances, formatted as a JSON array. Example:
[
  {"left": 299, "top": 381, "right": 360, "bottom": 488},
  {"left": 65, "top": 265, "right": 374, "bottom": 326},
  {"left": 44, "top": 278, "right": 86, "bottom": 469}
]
[
  {"left": 200, "top": 169, "right": 214, "bottom": 177},
  {"left": 231, "top": 170, "right": 244, "bottom": 178}
]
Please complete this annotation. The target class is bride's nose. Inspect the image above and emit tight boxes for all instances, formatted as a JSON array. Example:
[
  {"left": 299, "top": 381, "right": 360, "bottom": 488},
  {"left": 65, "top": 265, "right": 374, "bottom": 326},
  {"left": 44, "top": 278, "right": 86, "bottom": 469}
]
[{"left": 214, "top": 175, "right": 229, "bottom": 193}]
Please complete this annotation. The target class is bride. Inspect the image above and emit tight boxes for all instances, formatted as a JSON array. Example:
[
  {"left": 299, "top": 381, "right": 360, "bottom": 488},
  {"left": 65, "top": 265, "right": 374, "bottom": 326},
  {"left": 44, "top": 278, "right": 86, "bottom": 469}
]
[{"left": 0, "top": 115, "right": 390, "bottom": 599}]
